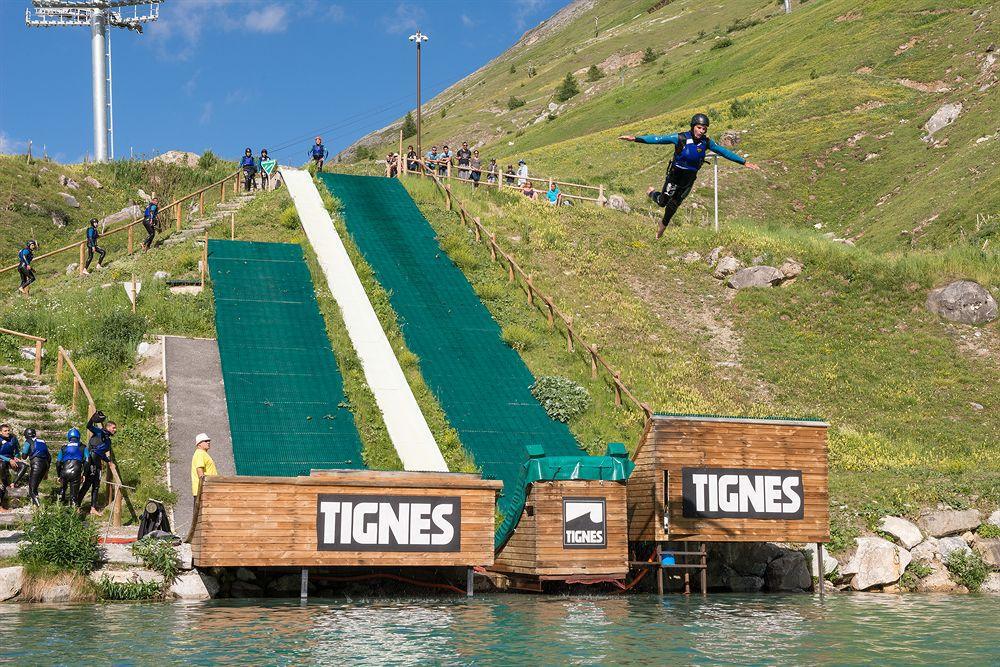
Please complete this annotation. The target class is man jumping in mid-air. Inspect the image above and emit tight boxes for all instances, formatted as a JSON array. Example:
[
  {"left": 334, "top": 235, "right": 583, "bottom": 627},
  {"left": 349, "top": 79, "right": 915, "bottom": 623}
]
[{"left": 620, "top": 113, "right": 760, "bottom": 238}]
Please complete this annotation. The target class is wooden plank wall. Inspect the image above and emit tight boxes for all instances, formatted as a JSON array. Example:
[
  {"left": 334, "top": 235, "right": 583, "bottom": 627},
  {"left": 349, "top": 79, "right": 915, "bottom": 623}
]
[
  {"left": 191, "top": 471, "right": 501, "bottom": 568},
  {"left": 492, "top": 480, "right": 628, "bottom": 578},
  {"left": 627, "top": 416, "right": 829, "bottom": 543}
]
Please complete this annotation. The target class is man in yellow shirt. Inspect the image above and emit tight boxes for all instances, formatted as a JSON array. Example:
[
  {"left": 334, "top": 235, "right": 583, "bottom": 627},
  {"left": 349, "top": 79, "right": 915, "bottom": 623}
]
[{"left": 190, "top": 433, "right": 218, "bottom": 507}]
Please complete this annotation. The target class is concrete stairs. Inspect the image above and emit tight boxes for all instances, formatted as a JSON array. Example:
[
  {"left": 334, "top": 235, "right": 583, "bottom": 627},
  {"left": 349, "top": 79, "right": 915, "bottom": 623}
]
[{"left": 163, "top": 193, "right": 256, "bottom": 248}]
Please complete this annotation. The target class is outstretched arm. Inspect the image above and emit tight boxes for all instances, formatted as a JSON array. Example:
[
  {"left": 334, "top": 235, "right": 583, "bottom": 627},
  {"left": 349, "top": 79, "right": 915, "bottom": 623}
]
[
  {"left": 620, "top": 133, "right": 680, "bottom": 145},
  {"left": 708, "top": 139, "right": 761, "bottom": 170}
]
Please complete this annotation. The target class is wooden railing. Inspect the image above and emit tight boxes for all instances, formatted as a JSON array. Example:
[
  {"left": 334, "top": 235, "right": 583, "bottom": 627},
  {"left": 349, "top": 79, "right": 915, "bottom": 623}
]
[
  {"left": 0, "top": 169, "right": 243, "bottom": 277},
  {"left": 414, "top": 171, "right": 652, "bottom": 420},
  {"left": 0, "top": 327, "right": 45, "bottom": 376}
]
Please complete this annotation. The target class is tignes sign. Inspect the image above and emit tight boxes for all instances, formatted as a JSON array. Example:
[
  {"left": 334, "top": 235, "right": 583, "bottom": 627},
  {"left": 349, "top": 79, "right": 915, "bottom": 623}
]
[
  {"left": 316, "top": 494, "right": 461, "bottom": 552},
  {"left": 681, "top": 467, "right": 804, "bottom": 519},
  {"left": 563, "top": 498, "right": 607, "bottom": 548}
]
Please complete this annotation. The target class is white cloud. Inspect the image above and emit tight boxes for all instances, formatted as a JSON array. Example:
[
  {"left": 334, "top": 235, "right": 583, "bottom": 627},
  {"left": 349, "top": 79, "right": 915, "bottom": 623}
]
[
  {"left": 245, "top": 4, "right": 288, "bottom": 33},
  {"left": 513, "top": 0, "right": 545, "bottom": 30},
  {"left": 0, "top": 131, "right": 27, "bottom": 155},
  {"left": 199, "top": 102, "right": 214, "bottom": 126},
  {"left": 146, "top": 0, "right": 226, "bottom": 61},
  {"left": 326, "top": 4, "right": 346, "bottom": 22},
  {"left": 182, "top": 70, "right": 201, "bottom": 97},
  {"left": 384, "top": 2, "right": 425, "bottom": 35},
  {"left": 225, "top": 89, "right": 252, "bottom": 105},
  {"left": 460, "top": 14, "right": 476, "bottom": 28}
]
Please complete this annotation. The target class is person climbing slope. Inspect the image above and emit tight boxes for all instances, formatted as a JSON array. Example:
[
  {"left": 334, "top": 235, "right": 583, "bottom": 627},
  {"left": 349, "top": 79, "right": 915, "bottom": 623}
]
[
  {"left": 619, "top": 113, "right": 760, "bottom": 238},
  {"left": 19, "top": 428, "right": 50, "bottom": 507},
  {"left": 56, "top": 427, "right": 86, "bottom": 506},
  {"left": 310, "top": 137, "right": 328, "bottom": 173},
  {"left": 17, "top": 240, "right": 37, "bottom": 296},
  {"left": 141, "top": 197, "right": 159, "bottom": 251},
  {"left": 82, "top": 218, "right": 105, "bottom": 274},
  {"left": 77, "top": 410, "right": 116, "bottom": 515}
]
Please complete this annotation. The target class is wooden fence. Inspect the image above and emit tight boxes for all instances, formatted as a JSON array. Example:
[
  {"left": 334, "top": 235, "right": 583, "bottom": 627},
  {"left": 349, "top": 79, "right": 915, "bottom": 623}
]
[
  {"left": 0, "top": 328, "right": 45, "bottom": 376},
  {"left": 0, "top": 169, "right": 243, "bottom": 277},
  {"left": 414, "top": 171, "right": 651, "bottom": 421}
]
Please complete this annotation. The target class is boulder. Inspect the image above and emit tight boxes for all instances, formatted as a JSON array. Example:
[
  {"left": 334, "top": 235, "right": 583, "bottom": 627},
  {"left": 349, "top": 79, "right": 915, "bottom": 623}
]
[
  {"left": 800, "top": 543, "right": 838, "bottom": 578},
  {"left": 170, "top": 571, "right": 220, "bottom": 600},
  {"left": 231, "top": 580, "right": 265, "bottom": 597},
  {"left": 726, "top": 572, "right": 765, "bottom": 593},
  {"left": 917, "top": 509, "right": 982, "bottom": 537},
  {"left": 916, "top": 567, "right": 961, "bottom": 593},
  {"left": 910, "top": 537, "right": 940, "bottom": 562},
  {"left": 707, "top": 246, "right": 724, "bottom": 266},
  {"left": 51, "top": 211, "right": 68, "bottom": 227},
  {"left": 66, "top": 263, "right": 79, "bottom": 275},
  {"left": 84, "top": 176, "right": 103, "bottom": 189},
  {"left": 937, "top": 536, "right": 972, "bottom": 560},
  {"left": 778, "top": 259, "right": 803, "bottom": 280},
  {"left": 713, "top": 256, "right": 742, "bottom": 279},
  {"left": 60, "top": 175, "right": 80, "bottom": 190},
  {"left": 926, "top": 280, "right": 998, "bottom": 324},
  {"left": 20, "top": 345, "right": 43, "bottom": 362},
  {"left": 58, "top": 192, "right": 80, "bottom": 208},
  {"left": 681, "top": 251, "right": 702, "bottom": 264},
  {"left": 137, "top": 188, "right": 153, "bottom": 203},
  {"left": 607, "top": 194, "right": 630, "bottom": 212},
  {"left": 100, "top": 204, "right": 142, "bottom": 228},
  {"left": 42, "top": 584, "right": 72, "bottom": 602},
  {"left": 879, "top": 516, "right": 923, "bottom": 549},
  {"left": 922, "top": 102, "right": 962, "bottom": 140},
  {"left": 153, "top": 271, "right": 170, "bottom": 280},
  {"left": 90, "top": 568, "right": 164, "bottom": 585},
  {"left": 972, "top": 536, "right": 1000, "bottom": 568},
  {"left": 0, "top": 565, "right": 25, "bottom": 601},
  {"left": 0, "top": 543, "right": 17, "bottom": 559},
  {"left": 842, "top": 536, "right": 911, "bottom": 590},
  {"left": 151, "top": 150, "right": 200, "bottom": 168},
  {"left": 989, "top": 509, "right": 1000, "bottom": 527},
  {"left": 27, "top": 202, "right": 44, "bottom": 215},
  {"left": 981, "top": 572, "right": 1000, "bottom": 594},
  {"left": 235, "top": 567, "right": 256, "bottom": 582},
  {"left": 101, "top": 542, "right": 141, "bottom": 566},
  {"left": 268, "top": 573, "right": 306, "bottom": 594},
  {"left": 727, "top": 266, "right": 784, "bottom": 290},
  {"left": 764, "top": 551, "right": 812, "bottom": 591}
]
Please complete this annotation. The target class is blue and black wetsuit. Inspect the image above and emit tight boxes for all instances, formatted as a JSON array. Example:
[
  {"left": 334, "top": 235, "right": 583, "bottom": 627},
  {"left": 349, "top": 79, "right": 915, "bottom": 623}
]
[
  {"left": 240, "top": 153, "right": 257, "bottom": 192},
  {"left": 636, "top": 131, "right": 745, "bottom": 227},
  {"left": 57, "top": 439, "right": 86, "bottom": 506},
  {"left": 17, "top": 245, "right": 35, "bottom": 291},
  {"left": 77, "top": 414, "right": 113, "bottom": 510},
  {"left": 85, "top": 225, "right": 105, "bottom": 269},
  {"left": 20, "top": 437, "right": 50, "bottom": 506},
  {"left": 0, "top": 432, "right": 19, "bottom": 506},
  {"left": 142, "top": 203, "right": 159, "bottom": 249},
  {"left": 258, "top": 153, "right": 270, "bottom": 190},
  {"left": 310, "top": 143, "right": 328, "bottom": 171}
]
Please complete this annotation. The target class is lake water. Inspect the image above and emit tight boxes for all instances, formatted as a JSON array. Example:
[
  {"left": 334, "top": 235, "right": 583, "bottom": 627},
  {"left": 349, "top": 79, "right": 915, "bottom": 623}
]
[{"left": 1, "top": 593, "right": 997, "bottom": 665}]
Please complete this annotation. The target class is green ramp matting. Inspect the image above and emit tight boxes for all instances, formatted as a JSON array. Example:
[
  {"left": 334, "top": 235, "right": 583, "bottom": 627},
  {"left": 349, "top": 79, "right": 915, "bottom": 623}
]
[
  {"left": 208, "top": 239, "right": 364, "bottom": 476},
  {"left": 318, "top": 173, "right": 583, "bottom": 546}
]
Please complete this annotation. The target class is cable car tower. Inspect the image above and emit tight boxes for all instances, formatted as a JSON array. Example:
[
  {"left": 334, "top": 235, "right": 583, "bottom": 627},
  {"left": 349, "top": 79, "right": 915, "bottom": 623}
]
[{"left": 26, "top": 1, "right": 162, "bottom": 162}]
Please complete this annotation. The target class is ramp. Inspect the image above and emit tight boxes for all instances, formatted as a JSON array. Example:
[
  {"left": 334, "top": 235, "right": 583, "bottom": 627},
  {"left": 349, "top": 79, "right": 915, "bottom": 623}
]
[
  {"left": 318, "top": 173, "right": 583, "bottom": 546},
  {"left": 208, "top": 239, "right": 364, "bottom": 476},
  {"left": 281, "top": 167, "right": 446, "bottom": 472}
]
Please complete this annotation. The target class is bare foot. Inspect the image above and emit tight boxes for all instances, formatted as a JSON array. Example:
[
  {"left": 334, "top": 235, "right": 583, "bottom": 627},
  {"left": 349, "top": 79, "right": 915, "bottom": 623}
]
[{"left": 646, "top": 186, "right": 655, "bottom": 195}]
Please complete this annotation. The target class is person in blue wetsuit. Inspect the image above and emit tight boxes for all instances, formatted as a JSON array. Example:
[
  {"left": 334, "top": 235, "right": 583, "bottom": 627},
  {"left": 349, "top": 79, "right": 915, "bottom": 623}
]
[
  {"left": 620, "top": 113, "right": 761, "bottom": 238},
  {"left": 258, "top": 148, "right": 271, "bottom": 191},
  {"left": 0, "top": 423, "right": 20, "bottom": 508},
  {"left": 240, "top": 148, "right": 257, "bottom": 192},
  {"left": 17, "top": 240, "right": 37, "bottom": 295},
  {"left": 309, "top": 136, "right": 328, "bottom": 173},
  {"left": 19, "top": 428, "right": 50, "bottom": 506},
  {"left": 57, "top": 428, "right": 87, "bottom": 506},
  {"left": 142, "top": 198, "right": 159, "bottom": 251},
  {"left": 83, "top": 218, "right": 105, "bottom": 274},
  {"left": 77, "top": 410, "right": 116, "bottom": 514}
]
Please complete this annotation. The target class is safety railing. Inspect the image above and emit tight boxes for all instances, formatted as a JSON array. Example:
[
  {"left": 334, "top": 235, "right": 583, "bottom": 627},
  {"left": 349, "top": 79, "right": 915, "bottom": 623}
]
[
  {"left": 0, "top": 328, "right": 45, "bottom": 376},
  {"left": 0, "top": 169, "right": 243, "bottom": 277},
  {"left": 417, "top": 172, "right": 652, "bottom": 420}
]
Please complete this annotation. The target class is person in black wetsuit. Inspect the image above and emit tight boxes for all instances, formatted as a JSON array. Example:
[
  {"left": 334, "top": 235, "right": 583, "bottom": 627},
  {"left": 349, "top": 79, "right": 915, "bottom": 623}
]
[
  {"left": 258, "top": 149, "right": 271, "bottom": 191},
  {"left": 17, "top": 240, "right": 37, "bottom": 296},
  {"left": 141, "top": 198, "right": 159, "bottom": 251},
  {"left": 19, "top": 428, "right": 50, "bottom": 506},
  {"left": 78, "top": 410, "right": 116, "bottom": 514},
  {"left": 0, "top": 424, "right": 19, "bottom": 509},
  {"left": 240, "top": 148, "right": 257, "bottom": 192},
  {"left": 82, "top": 218, "right": 105, "bottom": 274},
  {"left": 619, "top": 113, "right": 761, "bottom": 238},
  {"left": 57, "top": 428, "right": 86, "bottom": 506}
]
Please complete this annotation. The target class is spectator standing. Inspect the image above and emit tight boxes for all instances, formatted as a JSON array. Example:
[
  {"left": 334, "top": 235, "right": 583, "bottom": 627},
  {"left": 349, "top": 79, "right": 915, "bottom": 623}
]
[
  {"left": 19, "top": 428, "right": 50, "bottom": 507},
  {"left": 406, "top": 145, "right": 418, "bottom": 172},
  {"left": 516, "top": 159, "right": 529, "bottom": 186},
  {"left": 17, "top": 240, "right": 37, "bottom": 296},
  {"left": 438, "top": 145, "right": 452, "bottom": 176},
  {"left": 470, "top": 150, "right": 483, "bottom": 188},
  {"left": 77, "top": 410, "right": 116, "bottom": 515},
  {"left": 425, "top": 146, "right": 440, "bottom": 174},
  {"left": 487, "top": 159, "right": 499, "bottom": 185},
  {"left": 82, "top": 218, "right": 105, "bottom": 274},
  {"left": 141, "top": 197, "right": 159, "bottom": 251},
  {"left": 386, "top": 153, "right": 399, "bottom": 178},
  {"left": 191, "top": 433, "right": 218, "bottom": 509},
  {"left": 0, "top": 424, "right": 19, "bottom": 509},
  {"left": 456, "top": 142, "right": 472, "bottom": 180},
  {"left": 546, "top": 182, "right": 562, "bottom": 205},
  {"left": 504, "top": 165, "right": 516, "bottom": 186},
  {"left": 258, "top": 149, "right": 271, "bottom": 191},
  {"left": 310, "top": 137, "right": 328, "bottom": 172}
]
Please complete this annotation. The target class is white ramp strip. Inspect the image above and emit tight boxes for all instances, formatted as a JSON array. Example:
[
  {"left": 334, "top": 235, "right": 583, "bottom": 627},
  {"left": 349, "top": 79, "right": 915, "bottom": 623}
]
[{"left": 281, "top": 167, "right": 448, "bottom": 472}]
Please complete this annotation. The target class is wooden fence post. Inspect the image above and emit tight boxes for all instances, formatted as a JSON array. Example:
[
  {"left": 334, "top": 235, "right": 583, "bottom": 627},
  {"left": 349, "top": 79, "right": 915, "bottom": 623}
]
[
  {"left": 220, "top": 181, "right": 226, "bottom": 204},
  {"left": 473, "top": 218, "right": 481, "bottom": 242},
  {"left": 175, "top": 202, "right": 182, "bottom": 231},
  {"left": 566, "top": 316, "right": 574, "bottom": 353},
  {"left": 526, "top": 274, "right": 535, "bottom": 305},
  {"left": 544, "top": 297, "right": 554, "bottom": 328},
  {"left": 33, "top": 340, "right": 43, "bottom": 377},
  {"left": 56, "top": 348, "right": 64, "bottom": 380},
  {"left": 489, "top": 233, "right": 497, "bottom": 261},
  {"left": 445, "top": 184, "right": 451, "bottom": 211},
  {"left": 507, "top": 257, "right": 515, "bottom": 283},
  {"left": 72, "top": 376, "right": 79, "bottom": 413},
  {"left": 613, "top": 372, "right": 623, "bottom": 406},
  {"left": 199, "top": 191, "right": 205, "bottom": 215},
  {"left": 597, "top": 184, "right": 606, "bottom": 206},
  {"left": 230, "top": 212, "right": 235, "bottom": 240},
  {"left": 127, "top": 224, "right": 134, "bottom": 254},
  {"left": 590, "top": 345, "right": 599, "bottom": 379},
  {"left": 78, "top": 243, "right": 85, "bottom": 274}
]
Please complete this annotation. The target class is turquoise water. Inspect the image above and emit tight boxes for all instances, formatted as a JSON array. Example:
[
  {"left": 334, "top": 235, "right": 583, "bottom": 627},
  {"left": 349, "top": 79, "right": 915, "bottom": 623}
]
[{"left": 1, "top": 594, "right": 997, "bottom": 665}]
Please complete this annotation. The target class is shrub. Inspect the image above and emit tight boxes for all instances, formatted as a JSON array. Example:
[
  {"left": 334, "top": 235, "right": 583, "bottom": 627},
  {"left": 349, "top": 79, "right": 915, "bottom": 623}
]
[
  {"left": 641, "top": 47, "right": 657, "bottom": 64},
  {"left": 440, "top": 107, "right": 447, "bottom": 119},
  {"left": 476, "top": 282, "right": 507, "bottom": 301},
  {"left": 280, "top": 205, "right": 300, "bottom": 230},
  {"left": 527, "top": 66, "right": 537, "bottom": 78},
  {"left": 976, "top": 523, "right": 1000, "bottom": 539},
  {"left": 899, "top": 559, "right": 934, "bottom": 590},
  {"left": 585, "top": 65, "right": 604, "bottom": 82},
  {"left": 131, "top": 537, "right": 181, "bottom": 582},
  {"left": 945, "top": 550, "right": 989, "bottom": 592},
  {"left": 86, "top": 310, "right": 147, "bottom": 368},
  {"left": 711, "top": 37, "right": 733, "bottom": 50},
  {"left": 197, "top": 151, "right": 219, "bottom": 170},
  {"left": 447, "top": 246, "right": 479, "bottom": 271},
  {"left": 507, "top": 95, "right": 526, "bottom": 110},
  {"left": 530, "top": 376, "right": 591, "bottom": 423},
  {"left": 729, "top": 96, "right": 758, "bottom": 119},
  {"left": 96, "top": 576, "right": 164, "bottom": 601},
  {"left": 355, "top": 146, "right": 377, "bottom": 161},
  {"left": 509, "top": 64, "right": 516, "bottom": 74},
  {"left": 554, "top": 73, "right": 580, "bottom": 103},
  {"left": 18, "top": 504, "right": 101, "bottom": 574},
  {"left": 501, "top": 324, "right": 538, "bottom": 352},
  {"left": 400, "top": 112, "right": 417, "bottom": 139}
]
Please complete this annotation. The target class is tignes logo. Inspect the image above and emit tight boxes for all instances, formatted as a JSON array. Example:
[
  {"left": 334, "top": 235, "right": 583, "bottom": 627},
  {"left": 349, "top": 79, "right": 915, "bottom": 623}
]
[
  {"left": 316, "top": 494, "right": 461, "bottom": 552},
  {"left": 563, "top": 497, "right": 607, "bottom": 548},
  {"left": 681, "top": 467, "right": 804, "bottom": 519}
]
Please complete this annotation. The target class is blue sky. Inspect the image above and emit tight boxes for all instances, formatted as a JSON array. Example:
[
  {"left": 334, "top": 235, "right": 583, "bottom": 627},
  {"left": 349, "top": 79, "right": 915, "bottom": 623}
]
[{"left": 0, "top": 0, "right": 559, "bottom": 164}]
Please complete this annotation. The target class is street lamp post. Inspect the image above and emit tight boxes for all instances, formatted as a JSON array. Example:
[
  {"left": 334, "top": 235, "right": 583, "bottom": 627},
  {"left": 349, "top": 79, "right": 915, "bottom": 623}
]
[{"left": 408, "top": 30, "right": 429, "bottom": 162}]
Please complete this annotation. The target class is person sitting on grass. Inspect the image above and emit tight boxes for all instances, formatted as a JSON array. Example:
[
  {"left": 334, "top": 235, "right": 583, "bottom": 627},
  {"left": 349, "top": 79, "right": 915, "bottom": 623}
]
[
  {"left": 521, "top": 180, "right": 537, "bottom": 200},
  {"left": 17, "top": 240, "right": 37, "bottom": 296},
  {"left": 82, "top": 218, "right": 105, "bottom": 275},
  {"left": 545, "top": 182, "right": 561, "bottom": 205}
]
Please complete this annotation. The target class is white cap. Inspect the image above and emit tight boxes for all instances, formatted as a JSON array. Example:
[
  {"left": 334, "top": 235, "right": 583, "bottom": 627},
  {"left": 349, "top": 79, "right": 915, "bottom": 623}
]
[{"left": 195, "top": 433, "right": 211, "bottom": 445}]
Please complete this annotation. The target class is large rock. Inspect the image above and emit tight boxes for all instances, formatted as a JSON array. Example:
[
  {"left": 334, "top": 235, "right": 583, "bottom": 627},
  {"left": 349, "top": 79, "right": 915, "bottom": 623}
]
[
  {"left": 42, "top": 585, "right": 72, "bottom": 602},
  {"left": 100, "top": 204, "right": 142, "bottom": 228},
  {"left": 981, "top": 572, "right": 1000, "bottom": 594},
  {"left": 60, "top": 175, "right": 80, "bottom": 190},
  {"left": 727, "top": 266, "right": 784, "bottom": 289},
  {"left": 879, "top": 516, "right": 923, "bottom": 549},
  {"left": 58, "top": 192, "right": 80, "bottom": 208},
  {"left": 137, "top": 188, "right": 152, "bottom": 203},
  {"left": 84, "top": 176, "right": 103, "bottom": 189},
  {"left": 765, "top": 551, "right": 812, "bottom": 591},
  {"left": 800, "top": 543, "right": 838, "bottom": 578},
  {"left": 681, "top": 251, "right": 702, "bottom": 264},
  {"left": 231, "top": 580, "right": 265, "bottom": 597},
  {"left": 937, "top": 536, "right": 972, "bottom": 560},
  {"left": 607, "top": 194, "right": 630, "bottom": 212},
  {"left": 726, "top": 570, "right": 765, "bottom": 593},
  {"left": 842, "top": 537, "right": 911, "bottom": 590},
  {"left": 972, "top": 536, "right": 1000, "bottom": 568},
  {"left": 101, "top": 542, "right": 141, "bottom": 566},
  {"left": 90, "top": 568, "right": 164, "bottom": 585},
  {"left": 989, "top": 510, "right": 1000, "bottom": 527},
  {"left": 910, "top": 537, "right": 940, "bottom": 563},
  {"left": 922, "top": 102, "right": 962, "bottom": 140},
  {"left": 916, "top": 567, "right": 962, "bottom": 593},
  {"left": 778, "top": 259, "right": 803, "bottom": 280},
  {"left": 0, "top": 566, "right": 25, "bottom": 601},
  {"left": 926, "top": 281, "right": 998, "bottom": 324},
  {"left": 151, "top": 150, "right": 200, "bottom": 168},
  {"left": 170, "top": 571, "right": 220, "bottom": 600},
  {"left": 51, "top": 211, "right": 68, "bottom": 227},
  {"left": 917, "top": 509, "right": 982, "bottom": 537},
  {"left": 713, "top": 256, "right": 742, "bottom": 279}
]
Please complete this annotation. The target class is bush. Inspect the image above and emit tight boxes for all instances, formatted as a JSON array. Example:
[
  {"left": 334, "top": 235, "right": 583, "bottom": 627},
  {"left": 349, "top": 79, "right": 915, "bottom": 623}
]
[
  {"left": 899, "top": 558, "right": 933, "bottom": 591},
  {"left": 355, "top": 146, "right": 377, "bottom": 161},
  {"left": 507, "top": 95, "right": 526, "bottom": 110},
  {"left": 18, "top": 504, "right": 101, "bottom": 574},
  {"left": 400, "top": 112, "right": 417, "bottom": 140},
  {"left": 96, "top": 576, "right": 164, "bottom": 601},
  {"left": 509, "top": 64, "right": 516, "bottom": 74},
  {"left": 585, "top": 65, "right": 604, "bottom": 82},
  {"left": 554, "top": 73, "right": 580, "bottom": 103},
  {"left": 527, "top": 66, "right": 537, "bottom": 78},
  {"left": 977, "top": 523, "right": 1000, "bottom": 539},
  {"left": 85, "top": 310, "right": 147, "bottom": 368},
  {"left": 280, "top": 205, "right": 300, "bottom": 230},
  {"left": 711, "top": 37, "right": 733, "bottom": 50},
  {"left": 530, "top": 376, "right": 591, "bottom": 423},
  {"left": 641, "top": 47, "right": 657, "bottom": 64},
  {"left": 729, "top": 96, "right": 758, "bottom": 119},
  {"left": 945, "top": 550, "right": 990, "bottom": 592},
  {"left": 197, "top": 151, "right": 219, "bottom": 170},
  {"left": 131, "top": 537, "right": 181, "bottom": 582},
  {"left": 501, "top": 324, "right": 538, "bottom": 352}
]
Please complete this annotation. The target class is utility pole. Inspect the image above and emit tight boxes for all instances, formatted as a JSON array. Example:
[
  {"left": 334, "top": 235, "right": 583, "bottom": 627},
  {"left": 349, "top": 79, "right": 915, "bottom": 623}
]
[
  {"left": 408, "top": 30, "right": 429, "bottom": 161},
  {"left": 26, "top": 0, "right": 161, "bottom": 163},
  {"left": 784, "top": 0, "right": 792, "bottom": 13}
]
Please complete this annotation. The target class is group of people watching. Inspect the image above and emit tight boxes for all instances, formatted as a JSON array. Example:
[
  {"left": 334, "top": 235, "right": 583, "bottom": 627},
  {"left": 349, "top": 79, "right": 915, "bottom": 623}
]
[{"left": 0, "top": 410, "right": 116, "bottom": 512}]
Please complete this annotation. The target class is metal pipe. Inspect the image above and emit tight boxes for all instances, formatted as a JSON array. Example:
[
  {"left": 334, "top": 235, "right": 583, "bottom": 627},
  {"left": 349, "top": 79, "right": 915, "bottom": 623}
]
[
  {"left": 416, "top": 40, "right": 422, "bottom": 161},
  {"left": 90, "top": 9, "right": 108, "bottom": 162}
]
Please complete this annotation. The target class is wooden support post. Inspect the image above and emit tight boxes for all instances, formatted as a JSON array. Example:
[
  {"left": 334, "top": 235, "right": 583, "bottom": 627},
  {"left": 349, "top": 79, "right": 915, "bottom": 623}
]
[
  {"left": 300, "top": 568, "right": 309, "bottom": 601},
  {"left": 445, "top": 184, "right": 451, "bottom": 211},
  {"left": 199, "top": 192, "right": 205, "bottom": 215},
  {"left": 598, "top": 184, "right": 607, "bottom": 206},
  {"left": 700, "top": 542, "right": 707, "bottom": 595},
  {"left": 489, "top": 234, "right": 497, "bottom": 261},
  {"left": 446, "top": 160, "right": 451, "bottom": 180},
  {"left": 110, "top": 465, "right": 123, "bottom": 527},
  {"left": 175, "top": 202, "right": 182, "bottom": 232},
  {"left": 56, "top": 348, "right": 64, "bottom": 380},
  {"left": 474, "top": 219, "right": 481, "bottom": 242},
  {"left": 545, "top": 298, "right": 554, "bottom": 327},
  {"left": 590, "top": 345, "right": 598, "bottom": 379},
  {"left": 466, "top": 567, "right": 474, "bottom": 597},
  {"left": 220, "top": 181, "right": 226, "bottom": 204},
  {"left": 566, "top": 317, "right": 574, "bottom": 353},
  {"left": 72, "top": 377, "right": 79, "bottom": 413},
  {"left": 127, "top": 224, "right": 134, "bottom": 254},
  {"left": 613, "top": 372, "right": 623, "bottom": 407},
  {"left": 78, "top": 243, "right": 85, "bottom": 275},
  {"left": 656, "top": 544, "right": 664, "bottom": 595},
  {"left": 230, "top": 213, "right": 235, "bottom": 240},
  {"left": 526, "top": 274, "right": 534, "bottom": 305},
  {"left": 817, "top": 542, "right": 825, "bottom": 601},
  {"left": 33, "top": 340, "right": 42, "bottom": 377}
]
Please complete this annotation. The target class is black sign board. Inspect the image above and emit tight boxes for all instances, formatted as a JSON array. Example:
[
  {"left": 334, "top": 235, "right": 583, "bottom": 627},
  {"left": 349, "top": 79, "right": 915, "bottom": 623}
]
[
  {"left": 681, "top": 467, "right": 804, "bottom": 519},
  {"left": 563, "top": 497, "right": 607, "bottom": 548},
  {"left": 316, "top": 494, "right": 461, "bottom": 551}
]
